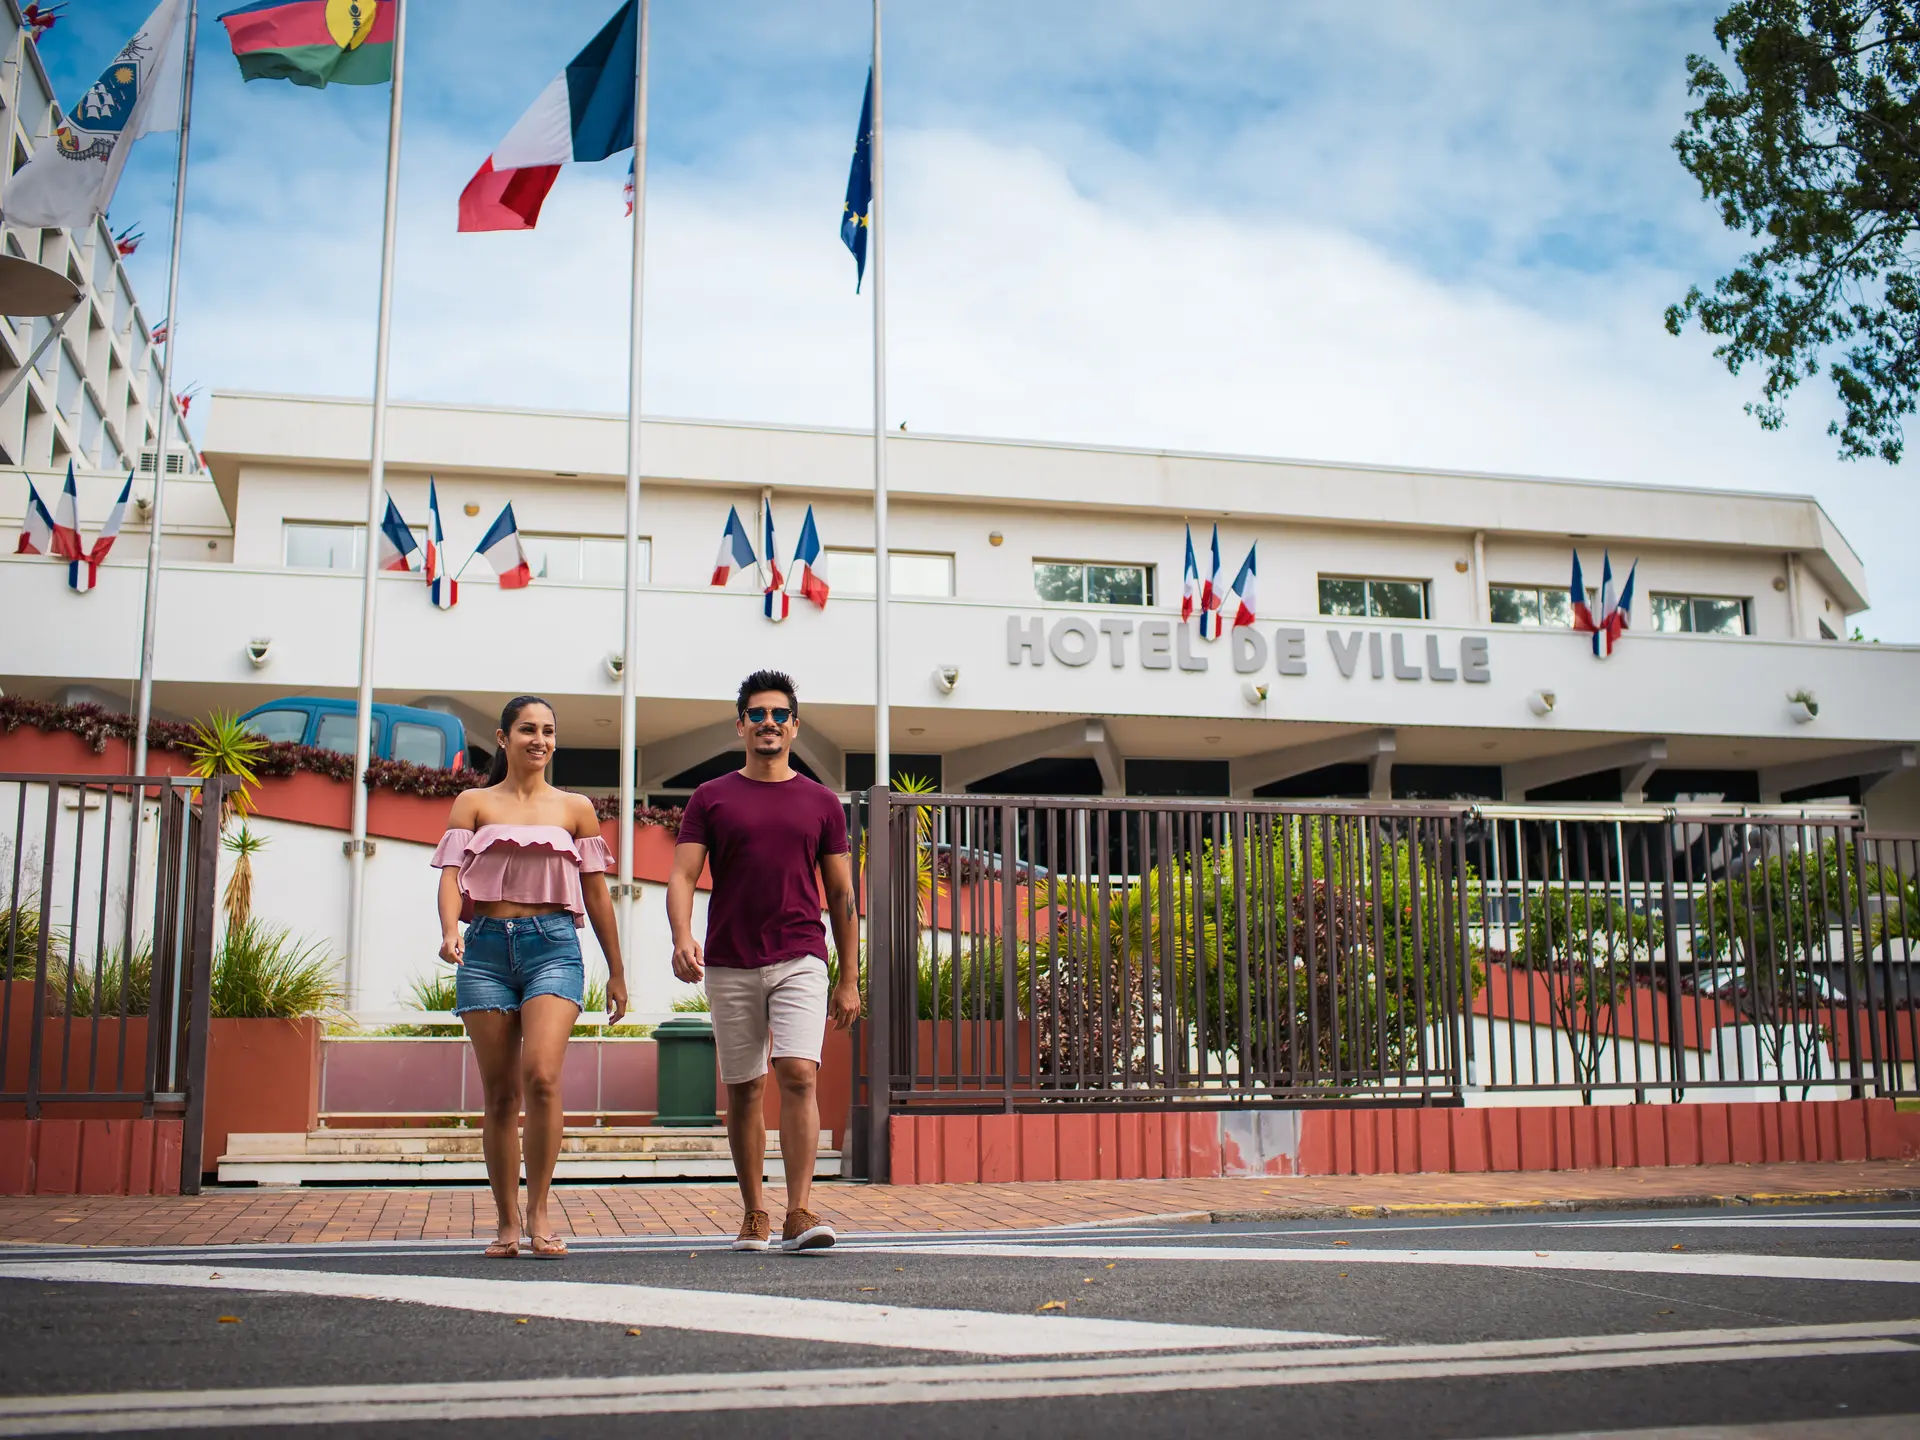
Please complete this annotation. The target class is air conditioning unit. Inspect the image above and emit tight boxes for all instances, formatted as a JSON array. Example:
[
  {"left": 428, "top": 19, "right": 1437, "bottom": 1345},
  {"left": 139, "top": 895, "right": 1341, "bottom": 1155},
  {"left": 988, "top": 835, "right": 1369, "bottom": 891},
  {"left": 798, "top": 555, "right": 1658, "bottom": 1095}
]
[{"left": 138, "top": 450, "right": 186, "bottom": 475}]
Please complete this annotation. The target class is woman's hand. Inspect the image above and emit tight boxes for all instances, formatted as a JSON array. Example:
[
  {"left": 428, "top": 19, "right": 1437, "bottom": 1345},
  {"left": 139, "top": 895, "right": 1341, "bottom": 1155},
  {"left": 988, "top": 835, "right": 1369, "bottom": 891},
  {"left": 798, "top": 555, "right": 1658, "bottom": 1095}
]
[
  {"left": 605, "top": 972, "right": 628, "bottom": 1027},
  {"left": 439, "top": 927, "right": 464, "bottom": 966}
]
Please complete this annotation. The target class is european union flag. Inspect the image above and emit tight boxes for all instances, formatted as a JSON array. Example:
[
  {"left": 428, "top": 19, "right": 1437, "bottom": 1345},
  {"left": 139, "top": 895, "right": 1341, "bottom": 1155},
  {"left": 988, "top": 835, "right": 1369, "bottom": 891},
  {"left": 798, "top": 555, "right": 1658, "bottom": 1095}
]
[{"left": 841, "top": 67, "right": 874, "bottom": 292}]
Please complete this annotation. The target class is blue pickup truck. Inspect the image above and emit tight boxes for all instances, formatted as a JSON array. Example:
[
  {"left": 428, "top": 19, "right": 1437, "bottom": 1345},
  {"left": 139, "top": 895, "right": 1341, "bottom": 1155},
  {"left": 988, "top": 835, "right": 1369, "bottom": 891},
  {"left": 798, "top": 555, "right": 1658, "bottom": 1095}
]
[{"left": 238, "top": 698, "right": 470, "bottom": 772}]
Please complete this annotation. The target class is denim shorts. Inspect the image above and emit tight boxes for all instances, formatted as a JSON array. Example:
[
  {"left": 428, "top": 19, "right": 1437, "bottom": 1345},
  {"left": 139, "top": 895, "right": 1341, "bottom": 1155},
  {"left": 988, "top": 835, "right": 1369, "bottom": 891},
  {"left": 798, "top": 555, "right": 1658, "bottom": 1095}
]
[{"left": 453, "top": 914, "right": 586, "bottom": 1015}]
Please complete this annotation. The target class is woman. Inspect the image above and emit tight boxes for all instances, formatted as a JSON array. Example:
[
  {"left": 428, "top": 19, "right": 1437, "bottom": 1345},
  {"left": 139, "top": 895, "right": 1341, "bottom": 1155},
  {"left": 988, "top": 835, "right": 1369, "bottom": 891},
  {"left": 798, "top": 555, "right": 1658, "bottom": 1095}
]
[{"left": 432, "top": 696, "right": 627, "bottom": 1258}]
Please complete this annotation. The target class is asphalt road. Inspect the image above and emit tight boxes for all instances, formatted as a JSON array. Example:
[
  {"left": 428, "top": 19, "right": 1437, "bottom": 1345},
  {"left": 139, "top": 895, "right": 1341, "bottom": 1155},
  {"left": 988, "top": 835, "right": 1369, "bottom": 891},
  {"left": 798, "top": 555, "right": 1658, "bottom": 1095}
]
[{"left": 0, "top": 1200, "right": 1916, "bottom": 1438}]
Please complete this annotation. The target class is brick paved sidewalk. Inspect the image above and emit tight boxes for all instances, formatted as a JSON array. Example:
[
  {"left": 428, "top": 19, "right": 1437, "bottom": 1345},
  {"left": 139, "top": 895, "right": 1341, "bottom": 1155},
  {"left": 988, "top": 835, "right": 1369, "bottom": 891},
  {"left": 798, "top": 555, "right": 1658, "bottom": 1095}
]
[{"left": 0, "top": 1160, "right": 1913, "bottom": 1250}]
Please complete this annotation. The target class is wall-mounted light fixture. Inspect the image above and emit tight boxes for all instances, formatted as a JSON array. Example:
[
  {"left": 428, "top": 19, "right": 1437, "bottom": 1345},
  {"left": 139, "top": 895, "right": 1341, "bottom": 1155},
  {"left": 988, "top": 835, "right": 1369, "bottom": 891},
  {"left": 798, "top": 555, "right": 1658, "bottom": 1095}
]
[
  {"left": 988, "top": 531, "right": 1004, "bottom": 547},
  {"left": 931, "top": 665, "right": 959, "bottom": 694},
  {"left": 604, "top": 652, "right": 625, "bottom": 681},
  {"left": 1241, "top": 681, "right": 1269, "bottom": 706},
  {"left": 463, "top": 503, "right": 480, "bottom": 517},
  {"left": 1526, "top": 689, "right": 1556, "bottom": 716},
  {"left": 244, "top": 638, "right": 273, "bottom": 669}
]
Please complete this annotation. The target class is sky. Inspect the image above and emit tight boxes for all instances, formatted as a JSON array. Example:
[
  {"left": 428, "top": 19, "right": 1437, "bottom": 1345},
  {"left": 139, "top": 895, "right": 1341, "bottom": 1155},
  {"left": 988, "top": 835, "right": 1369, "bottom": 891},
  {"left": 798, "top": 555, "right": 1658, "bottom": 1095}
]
[{"left": 41, "top": 0, "right": 1920, "bottom": 639}]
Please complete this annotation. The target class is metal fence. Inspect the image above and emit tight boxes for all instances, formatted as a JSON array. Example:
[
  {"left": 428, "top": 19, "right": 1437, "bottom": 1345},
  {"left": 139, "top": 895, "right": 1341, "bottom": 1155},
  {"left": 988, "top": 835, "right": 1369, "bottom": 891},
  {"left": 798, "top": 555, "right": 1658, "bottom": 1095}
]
[
  {"left": 0, "top": 772, "right": 227, "bottom": 1191},
  {"left": 851, "top": 791, "right": 1920, "bottom": 1177}
]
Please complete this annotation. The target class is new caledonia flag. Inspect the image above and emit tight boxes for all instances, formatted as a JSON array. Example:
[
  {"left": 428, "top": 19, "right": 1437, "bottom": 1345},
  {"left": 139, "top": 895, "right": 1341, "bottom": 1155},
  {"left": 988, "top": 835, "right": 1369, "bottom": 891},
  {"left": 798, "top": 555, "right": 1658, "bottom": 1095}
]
[
  {"left": 458, "top": 1, "right": 639, "bottom": 232},
  {"left": 217, "top": 0, "right": 395, "bottom": 88}
]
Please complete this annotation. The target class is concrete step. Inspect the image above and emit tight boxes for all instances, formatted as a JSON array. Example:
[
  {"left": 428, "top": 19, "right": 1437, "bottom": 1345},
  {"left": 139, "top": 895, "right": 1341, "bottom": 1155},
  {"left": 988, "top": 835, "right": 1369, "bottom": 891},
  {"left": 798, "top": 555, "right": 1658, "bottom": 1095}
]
[{"left": 217, "top": 1127, "right": 841, "bottom": 1187}]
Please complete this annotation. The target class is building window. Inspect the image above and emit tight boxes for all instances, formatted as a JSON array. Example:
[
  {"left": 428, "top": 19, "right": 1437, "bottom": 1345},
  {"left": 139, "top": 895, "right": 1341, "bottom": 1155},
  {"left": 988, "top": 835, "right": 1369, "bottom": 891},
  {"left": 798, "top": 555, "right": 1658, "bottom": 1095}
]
[
  {"left": 1651, "top": 593, "right": 1750, "bottom": 636},
  {"left": 522, "top": 533, "right": 648, "bottom": 586},
  {"left": 1034, "top": 560, "right": 1153, "bottom": 606},
  {"left": 1489, "top": 584, "right": 1578, "bottom": 627},
  {"left": 1319, "top": 575, "right": 1428, "bottom": 620},
  {"left": 829, "top": 549, "right": 955, "bottom": 598},
  {"left": 284, "top": 521, "right": 363, "bottom": 572}
]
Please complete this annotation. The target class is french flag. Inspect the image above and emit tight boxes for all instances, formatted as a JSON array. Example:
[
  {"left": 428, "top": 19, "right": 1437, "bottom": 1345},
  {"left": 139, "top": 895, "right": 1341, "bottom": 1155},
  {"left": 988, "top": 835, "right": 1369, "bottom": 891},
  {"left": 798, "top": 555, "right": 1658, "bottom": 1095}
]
[
  {"left": 1598, "top": 558, "right": 1637, "bottom": 658},
  {"left": 457, "top": 3, "right": 639, "bottom": 233},
  {"left": 1181, "top": 524, "right": 1200, "bottom": 623},
  {"left": 762, "top": 504, "right": 788, "bottom": 623},
  {"left": 786, "top": 505, "right": 829, "bottom": 610},
  {"left": 51, "top": 462, "right": 84, "bottom": 562},
  {"left": 68, "top": 472, "right": 131, "bottom": 594},
  {"left": 15, "top": 480, "right": 56, "bottom": 555},
  {"left": 711, "top": 505, "right": 756, "bottom": 585},
  {"left": 378, "top": 496, "right": 420, "bottom": 572},
  {"left": 1570, "top": 550, "right": 1597, "bottom": 635},
  {"left": 426, "top": 478, "right": 457, "bottom": 610},
  {"left": 473, "top": 504, "right": 533, "bottom": 589},
  {"left": 1227, "top": 542, "right": 1257, "bottom": 629},
  {"left": 1197, "top": 524, "right": 1225, "bottom": 640}
]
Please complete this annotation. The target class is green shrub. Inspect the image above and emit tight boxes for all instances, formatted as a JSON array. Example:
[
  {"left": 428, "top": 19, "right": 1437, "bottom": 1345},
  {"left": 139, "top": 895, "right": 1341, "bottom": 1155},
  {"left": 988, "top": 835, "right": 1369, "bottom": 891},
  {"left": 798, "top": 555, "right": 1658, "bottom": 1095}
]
[
  {"left": 670, "top": 989, "right": 710, "bottom": 1013},
  {"left": 47, "top": 941, "right": 152, "bottom": 1017},
  {"left": 0, "top": 906, "right": 62, "bottom": 979},
  {"left": 211, "top": 921, "right": 343, "bottom": 1020}
]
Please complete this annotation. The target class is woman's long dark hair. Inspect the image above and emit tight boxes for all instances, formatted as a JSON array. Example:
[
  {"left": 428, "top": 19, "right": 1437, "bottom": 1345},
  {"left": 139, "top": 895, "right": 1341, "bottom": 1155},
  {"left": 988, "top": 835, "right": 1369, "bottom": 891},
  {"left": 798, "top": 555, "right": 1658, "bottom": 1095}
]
[{"left": 487, "top": 695, "right": 555, "bottom": 785}]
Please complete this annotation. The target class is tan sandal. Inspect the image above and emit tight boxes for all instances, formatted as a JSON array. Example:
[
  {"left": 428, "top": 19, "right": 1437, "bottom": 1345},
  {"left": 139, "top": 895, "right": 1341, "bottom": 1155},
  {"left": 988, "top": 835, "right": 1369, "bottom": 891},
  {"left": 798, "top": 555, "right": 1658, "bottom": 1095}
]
[
  {"left": 484, "top": 1238, "right": 520, "bottom": 1259},
  {"left": 529, "top": 1234, "right": 568, "bottom": 1259}
]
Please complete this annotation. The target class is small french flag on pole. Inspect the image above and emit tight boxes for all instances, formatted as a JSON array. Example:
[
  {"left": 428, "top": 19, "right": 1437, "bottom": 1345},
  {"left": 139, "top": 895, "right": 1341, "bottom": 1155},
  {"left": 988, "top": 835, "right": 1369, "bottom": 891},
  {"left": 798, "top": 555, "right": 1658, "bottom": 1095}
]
[
  {"left": 378, "top": 496, "right": 421, "bottom": 572},
  {"left": 1197, "top": 524, "right": 1225, "bottom": 640},
  {"left": 474, "top": 504, "right": 534, "bottom": 589},
  {"left": 51, "top": 462, "right": 84, "bottom": 562},
  {"left": 786, "top": 504, "right": 829, "bottom": 610},
  {"left": 1181, "top": 524, "right": 1200, "bottom": 623},
  {"left": 1598, "top": 557, "right": 1637, "bottom": 658},
  {"left": 711, "top": 505, "right": 757, "bottom": 585},
  {"left": 426, "top": 479, "right": 457, "bottom": 610},
  {"left": 1570, "top": 550, "right": 1596, "bottom": 635},
  {"left": 69, "top": 472, "right": 131, "bottom": 594},
  {"left": 762, "top": 505, "right": 788, "bottom": 622},
  {"left": 14, "top": 480, "right": 56, "bottom": 555},
  {"left": 1227, "top": 542, "right": 1257, "bottom": 628}
]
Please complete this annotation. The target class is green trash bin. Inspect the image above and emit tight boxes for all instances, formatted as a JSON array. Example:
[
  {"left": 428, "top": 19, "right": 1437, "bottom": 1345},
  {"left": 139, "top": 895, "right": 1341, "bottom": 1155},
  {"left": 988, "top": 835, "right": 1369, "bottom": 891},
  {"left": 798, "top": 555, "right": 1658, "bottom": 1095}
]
[{"left": 653, "top": 1015, "right": 719, "bottom": 1127}]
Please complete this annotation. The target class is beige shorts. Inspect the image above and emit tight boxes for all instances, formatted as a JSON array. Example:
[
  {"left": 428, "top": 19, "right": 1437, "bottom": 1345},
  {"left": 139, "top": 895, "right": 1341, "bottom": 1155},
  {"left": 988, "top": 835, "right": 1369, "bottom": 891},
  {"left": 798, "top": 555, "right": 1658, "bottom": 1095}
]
[{"left": 706, "top": 955, "right": 830, "bottom": 1084}]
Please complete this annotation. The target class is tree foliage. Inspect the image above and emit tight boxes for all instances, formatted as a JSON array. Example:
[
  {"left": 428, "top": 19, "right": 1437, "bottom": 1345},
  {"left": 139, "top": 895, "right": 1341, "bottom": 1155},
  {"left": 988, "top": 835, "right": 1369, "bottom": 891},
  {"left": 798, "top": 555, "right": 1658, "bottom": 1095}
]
[{"left": 1669, "top": 0, "right": 1920, "bottom": 461}]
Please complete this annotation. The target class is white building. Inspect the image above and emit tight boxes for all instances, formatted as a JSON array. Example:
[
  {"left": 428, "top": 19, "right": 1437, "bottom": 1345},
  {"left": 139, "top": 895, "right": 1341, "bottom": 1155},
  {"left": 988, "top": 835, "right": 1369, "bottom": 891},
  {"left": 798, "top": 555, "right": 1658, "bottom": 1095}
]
[
  {"left": 0, "top": 0, "right": 195, "bottom": 483},
  {"left": 4, "top": 389, "right": 1918, "bottom": 1012}
]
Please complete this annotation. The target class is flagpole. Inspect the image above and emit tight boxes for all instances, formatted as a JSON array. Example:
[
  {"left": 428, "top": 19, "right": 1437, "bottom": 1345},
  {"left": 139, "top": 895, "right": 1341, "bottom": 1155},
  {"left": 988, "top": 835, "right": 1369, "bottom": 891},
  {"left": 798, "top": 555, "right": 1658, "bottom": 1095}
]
[
  {"left": 616, "top": 0, "right": 650, "bottom": 956},
  {"left": 132, "top": 0, "right": 198, "bottom": 778},
  {"left": 346, "top": 0, "right": 409, "bottom": 1010},
  {"left": 870, "top": 0, "right": 890, "bottom": 791}
]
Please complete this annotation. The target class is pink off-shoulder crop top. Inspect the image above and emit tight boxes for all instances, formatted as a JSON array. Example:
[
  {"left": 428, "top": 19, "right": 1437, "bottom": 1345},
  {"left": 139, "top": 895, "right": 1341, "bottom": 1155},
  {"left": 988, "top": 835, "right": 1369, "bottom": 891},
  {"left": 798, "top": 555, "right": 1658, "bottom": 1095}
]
[{"left": 430, "top": 824, "right": 612, "bottom": 928}]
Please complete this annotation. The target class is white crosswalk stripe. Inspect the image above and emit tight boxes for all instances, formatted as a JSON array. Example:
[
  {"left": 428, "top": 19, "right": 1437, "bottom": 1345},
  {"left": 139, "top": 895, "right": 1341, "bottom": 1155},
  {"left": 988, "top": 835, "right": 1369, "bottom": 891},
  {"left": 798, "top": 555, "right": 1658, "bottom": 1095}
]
[
  {"left": 0, "top": 1321, "right": 1913, "bottom": 1434},
  {"left": 0, "top": 1261, "right": 1352, "bottom": 1357},
  {"left": 857, "top": 1241, "right": 1920, "bottom": 1285}
]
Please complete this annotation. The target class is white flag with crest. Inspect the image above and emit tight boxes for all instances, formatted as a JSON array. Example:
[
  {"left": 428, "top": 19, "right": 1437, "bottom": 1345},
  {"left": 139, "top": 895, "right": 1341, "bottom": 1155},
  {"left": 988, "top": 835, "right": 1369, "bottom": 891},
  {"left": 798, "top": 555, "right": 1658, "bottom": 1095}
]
[{"left": 4, "top": 0, "right": 188, "bottom": 230}]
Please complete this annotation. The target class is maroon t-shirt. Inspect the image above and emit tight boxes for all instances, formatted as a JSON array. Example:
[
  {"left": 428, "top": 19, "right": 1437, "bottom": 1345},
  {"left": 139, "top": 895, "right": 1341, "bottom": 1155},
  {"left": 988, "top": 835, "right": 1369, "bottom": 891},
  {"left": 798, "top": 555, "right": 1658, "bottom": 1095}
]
[{"left": 677, "top": 770, "right": 850, "bottom": 968}]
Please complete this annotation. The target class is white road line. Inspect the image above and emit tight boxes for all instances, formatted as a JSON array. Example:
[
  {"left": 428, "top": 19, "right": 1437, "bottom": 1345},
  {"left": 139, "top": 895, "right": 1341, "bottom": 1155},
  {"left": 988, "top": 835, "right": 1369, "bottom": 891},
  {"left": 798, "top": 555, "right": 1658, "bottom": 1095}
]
[
  {"left": 0, "top": 1261, "right": 1351, "bottom": 1357},
  {"left": 1568, "top": 1218, "right": 1920, "bottom": 1231},
  {"left": 1487, "top": 1417, "right": 1920, "bottom": 1440},
  {"left": 0, "top": 1324, "right": 1913, "bottom": 1434},
  {"left": 856, "top": 1241, "right": 1920, "bottom": 1285}
]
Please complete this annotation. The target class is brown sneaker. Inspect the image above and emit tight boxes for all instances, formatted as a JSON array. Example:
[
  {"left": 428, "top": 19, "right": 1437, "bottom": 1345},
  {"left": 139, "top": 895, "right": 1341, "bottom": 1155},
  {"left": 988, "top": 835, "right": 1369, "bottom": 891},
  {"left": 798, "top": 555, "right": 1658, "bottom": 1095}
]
[
  {"left": 732, "top": 1209, "right": 772, "bottom": 1252},
  {"left": 781, "top": 1207, "right": 836, "bottom": 1253}
]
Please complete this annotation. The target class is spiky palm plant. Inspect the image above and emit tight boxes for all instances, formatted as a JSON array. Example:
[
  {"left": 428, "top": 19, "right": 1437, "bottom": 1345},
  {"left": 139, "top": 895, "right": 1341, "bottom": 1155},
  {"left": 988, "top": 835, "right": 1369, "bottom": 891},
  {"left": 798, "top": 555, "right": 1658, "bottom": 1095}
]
[
  {"left": 184, "top": 712, "right": 267, "bottom": 828},
  {"left": 222, "top": 825, "right": 268, "bottom": 935}
]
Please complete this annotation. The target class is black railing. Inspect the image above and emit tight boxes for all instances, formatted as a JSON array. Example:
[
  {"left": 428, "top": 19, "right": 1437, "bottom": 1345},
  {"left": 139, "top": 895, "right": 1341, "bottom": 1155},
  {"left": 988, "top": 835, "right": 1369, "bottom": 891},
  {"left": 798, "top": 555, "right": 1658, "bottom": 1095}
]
[
  {"left": 851, "top": 792, "right": 1919, "bottom": 1177},
  {"left": 1, "top": 772, "right": 227, "bottom": 1192}
]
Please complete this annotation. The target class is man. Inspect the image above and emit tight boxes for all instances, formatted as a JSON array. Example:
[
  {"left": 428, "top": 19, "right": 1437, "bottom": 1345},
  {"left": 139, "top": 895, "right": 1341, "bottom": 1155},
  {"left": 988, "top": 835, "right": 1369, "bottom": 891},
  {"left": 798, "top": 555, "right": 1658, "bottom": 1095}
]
[{"left": 668, "top": 670, "right": 862, "bottom": 1252}]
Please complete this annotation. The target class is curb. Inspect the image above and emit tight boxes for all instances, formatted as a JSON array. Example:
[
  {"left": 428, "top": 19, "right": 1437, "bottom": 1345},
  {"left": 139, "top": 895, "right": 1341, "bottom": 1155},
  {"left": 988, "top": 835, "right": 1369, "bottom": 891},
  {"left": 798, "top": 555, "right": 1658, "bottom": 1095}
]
[{"left": 1205, "top": 1187, "right": 1920, "bottom": 1224}]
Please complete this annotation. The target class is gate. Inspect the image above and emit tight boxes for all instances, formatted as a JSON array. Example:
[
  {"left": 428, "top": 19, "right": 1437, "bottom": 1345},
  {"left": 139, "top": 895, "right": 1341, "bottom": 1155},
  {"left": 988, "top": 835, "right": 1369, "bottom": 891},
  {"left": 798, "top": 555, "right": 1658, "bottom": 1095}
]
[
  {"left": 849, "top": 792, "right": 1919, "bottom": 1180},
  {"left": 1, "top": 771, "right": 228, "bottom": 1192}
]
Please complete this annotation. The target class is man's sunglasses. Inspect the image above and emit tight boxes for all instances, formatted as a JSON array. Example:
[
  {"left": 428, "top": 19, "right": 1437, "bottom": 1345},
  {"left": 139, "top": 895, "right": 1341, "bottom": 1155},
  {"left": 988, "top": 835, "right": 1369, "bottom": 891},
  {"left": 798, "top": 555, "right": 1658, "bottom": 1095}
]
[{"left": 743, "top": 707, "right": 793, "bottom": 726}]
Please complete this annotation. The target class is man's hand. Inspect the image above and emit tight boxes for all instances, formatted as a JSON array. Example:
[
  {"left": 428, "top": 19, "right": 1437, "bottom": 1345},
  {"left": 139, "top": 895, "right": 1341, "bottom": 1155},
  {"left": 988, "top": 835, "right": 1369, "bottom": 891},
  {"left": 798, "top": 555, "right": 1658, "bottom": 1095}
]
[
  {"left": 438, "top": 928, "right": 464, "bottom": 966},
  {"left": 671, "top": 935, "right": 705, "bottom": 984},
  {"left": 829, "top": 978, "right": 862, "bottom": 1029},
  {"left": 605, "top": 972, "right": 628, "bottom": 1027}
]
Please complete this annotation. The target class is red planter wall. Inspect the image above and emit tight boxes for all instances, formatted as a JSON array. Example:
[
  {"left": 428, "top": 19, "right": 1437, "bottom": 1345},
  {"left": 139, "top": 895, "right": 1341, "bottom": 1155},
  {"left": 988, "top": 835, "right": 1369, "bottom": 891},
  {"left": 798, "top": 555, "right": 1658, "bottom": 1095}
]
[
  {"left": 0, "top": 1119, "right": 183, "bottom": 1195},
  {"left": 887, "top": 1098, "right": 1920, "bottom": 1185}
]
